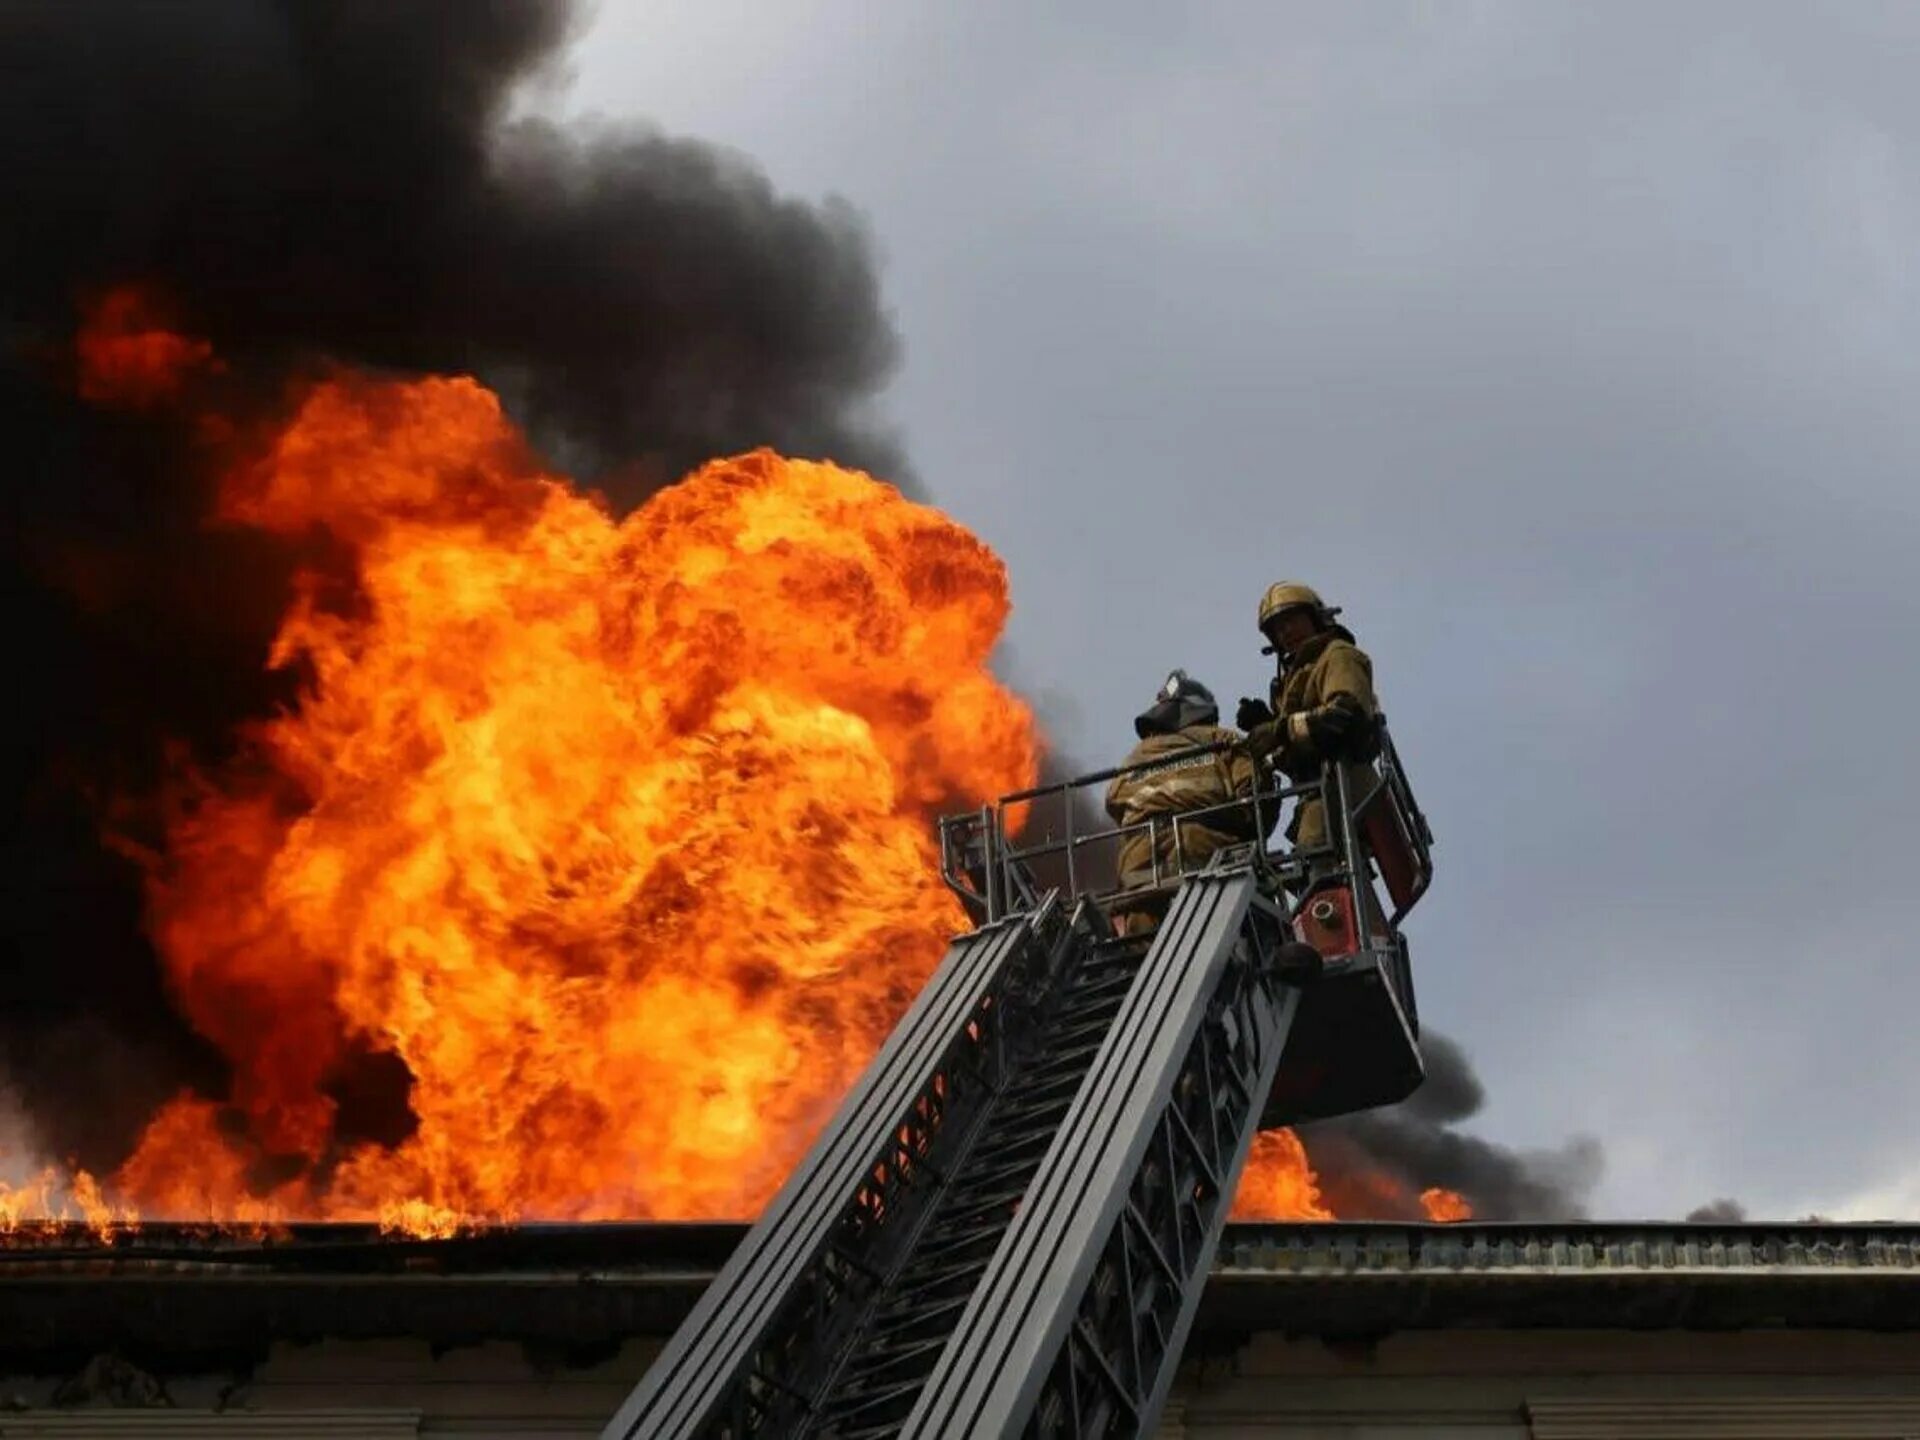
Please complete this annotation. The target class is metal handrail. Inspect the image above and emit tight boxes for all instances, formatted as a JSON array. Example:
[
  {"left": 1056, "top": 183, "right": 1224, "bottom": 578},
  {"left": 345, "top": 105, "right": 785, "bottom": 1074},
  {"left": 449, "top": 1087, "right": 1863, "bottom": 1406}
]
[{"left": 939, "top": 721, "right": 1433, "bottom": 935}]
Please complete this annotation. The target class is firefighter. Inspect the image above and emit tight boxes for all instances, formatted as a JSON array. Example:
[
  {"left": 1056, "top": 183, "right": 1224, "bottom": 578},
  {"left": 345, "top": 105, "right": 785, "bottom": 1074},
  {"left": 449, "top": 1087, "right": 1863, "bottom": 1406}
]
[
  {"left": 1236, "top": 582, "right": 1380, "bottom": 863},
  {"left": 1105, "top": 670, "right": 1261, "bottom": 936}
]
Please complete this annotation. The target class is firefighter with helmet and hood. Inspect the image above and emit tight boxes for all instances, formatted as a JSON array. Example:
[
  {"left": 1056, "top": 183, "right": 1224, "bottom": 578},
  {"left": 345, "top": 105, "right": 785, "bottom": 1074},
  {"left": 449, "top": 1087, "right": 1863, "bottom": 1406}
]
[
  {"left": 1237, "top": 582, "right": 1380, "bottom": 864},
  {"left": 1104, "top": 670, "right": 1262, "bottom": 936}
]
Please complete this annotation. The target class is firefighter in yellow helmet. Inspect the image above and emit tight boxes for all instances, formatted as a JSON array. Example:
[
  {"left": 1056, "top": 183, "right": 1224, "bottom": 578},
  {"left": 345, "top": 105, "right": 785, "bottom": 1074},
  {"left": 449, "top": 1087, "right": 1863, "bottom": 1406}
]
[
  {"left": 1236, "top": 582, "right": 1380, "bottom": 861},
  {"left": 1105, "top": 670, "right": 1261, "bottom": 936}
]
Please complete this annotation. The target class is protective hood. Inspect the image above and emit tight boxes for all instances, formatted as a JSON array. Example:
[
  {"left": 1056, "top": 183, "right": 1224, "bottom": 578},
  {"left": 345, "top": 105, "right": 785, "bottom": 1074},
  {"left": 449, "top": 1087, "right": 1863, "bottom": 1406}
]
[{"left": 1134, "top": 669, "right": 1219, "bottom": 737}]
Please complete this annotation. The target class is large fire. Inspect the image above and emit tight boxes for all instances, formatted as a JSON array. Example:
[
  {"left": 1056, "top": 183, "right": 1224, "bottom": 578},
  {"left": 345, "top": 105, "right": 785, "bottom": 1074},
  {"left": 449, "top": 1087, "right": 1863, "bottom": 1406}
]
[
  {"left": 116, "top": 362, "right": 1042, "bottom": 1227},
  {"left": 0, "top": 290, "right": 1443, "bottom": 1236},
  {"left": 1230, "top": 1133, "right": 1330, "bottom": 1221}
]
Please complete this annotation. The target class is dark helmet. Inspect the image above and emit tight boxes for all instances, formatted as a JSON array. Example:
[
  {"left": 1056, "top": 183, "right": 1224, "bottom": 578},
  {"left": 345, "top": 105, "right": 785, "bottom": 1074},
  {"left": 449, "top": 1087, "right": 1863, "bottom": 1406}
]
[{"left": 1134, "top": 669, "right": 1219, "bottom": 738}]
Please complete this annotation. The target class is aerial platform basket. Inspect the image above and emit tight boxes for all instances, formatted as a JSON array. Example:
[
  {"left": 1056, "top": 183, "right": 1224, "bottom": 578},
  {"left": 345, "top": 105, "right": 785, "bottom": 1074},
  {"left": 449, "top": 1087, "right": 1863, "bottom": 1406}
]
[{"left": 937, "top": 719, "right": 1434, "bottom": 1129}]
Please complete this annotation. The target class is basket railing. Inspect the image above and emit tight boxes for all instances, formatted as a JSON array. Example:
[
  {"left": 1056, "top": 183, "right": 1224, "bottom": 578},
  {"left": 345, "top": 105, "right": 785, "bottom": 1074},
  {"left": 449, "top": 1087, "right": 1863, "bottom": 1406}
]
[{"left": 938, "top": 719, "right": 1432, "bottom": 944}]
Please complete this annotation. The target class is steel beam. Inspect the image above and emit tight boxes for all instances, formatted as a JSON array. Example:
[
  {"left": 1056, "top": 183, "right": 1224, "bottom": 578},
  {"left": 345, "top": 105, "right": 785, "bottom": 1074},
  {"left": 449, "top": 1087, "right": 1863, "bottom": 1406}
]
[
  {"left": 902, "top": 869, "right": 1299, "bottom": 1439},
  {"left": 603, "top": 896, "right": 1065, "bottom": 1440}
]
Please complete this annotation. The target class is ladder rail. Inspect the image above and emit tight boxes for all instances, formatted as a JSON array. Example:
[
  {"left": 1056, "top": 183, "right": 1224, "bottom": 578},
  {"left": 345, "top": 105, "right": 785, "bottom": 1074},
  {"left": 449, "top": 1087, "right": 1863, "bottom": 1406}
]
[
  {"left": 902, "top": 868, "right": 1299, "bottom": 1439},
  {"left": 609, "top": 867, "right": 1309, "bottom": 1440},
  {"left": 604, "top": 896, "right": 1067, "bottom": 1440},
  {"left": 800, "top": 925, "right": 1154, "bottom": 1436}
]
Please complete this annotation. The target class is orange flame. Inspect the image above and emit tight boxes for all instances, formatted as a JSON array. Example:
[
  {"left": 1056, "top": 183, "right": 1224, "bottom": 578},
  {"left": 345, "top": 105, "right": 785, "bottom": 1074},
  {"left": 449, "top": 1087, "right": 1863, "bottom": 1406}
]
[
  {"left": 23, "top": 296, "right": 1420, "bottom": 1237},
  {"left": 75, "top": 286, "right": 217, "bottom": 406},
  {"left": 1420, "top": 1186, "right": 1472, "bottom": 1222},
  {"left": 0, "top": 1165, "right": 138, "bottom": 1242},
  {"left": 0, "top": 1172, "right": 54, "bottom": 1233},
  {"left": 1228, "top": 1131, "right": 1331, "bottom": 1221},
  {"left": 102, "top": 368, "right": 1037, "bottom": 1226}
]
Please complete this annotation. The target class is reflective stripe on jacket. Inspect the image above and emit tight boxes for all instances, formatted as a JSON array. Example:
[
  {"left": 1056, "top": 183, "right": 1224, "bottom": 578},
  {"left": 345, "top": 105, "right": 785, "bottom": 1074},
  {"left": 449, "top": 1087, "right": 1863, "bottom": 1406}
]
[{"left": 1105, "top": 724, "right": 1257, "bottom": 890}]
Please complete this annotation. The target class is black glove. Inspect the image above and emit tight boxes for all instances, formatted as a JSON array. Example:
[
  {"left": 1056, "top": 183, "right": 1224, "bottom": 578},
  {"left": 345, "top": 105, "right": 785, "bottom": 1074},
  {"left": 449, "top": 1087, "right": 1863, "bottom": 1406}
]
[
  {"left": 1235, "top": 696, "right": 1274, "bottom": 732},
  {"left": 1243, "top": 720, "right": 1281, "bottom": 763}
]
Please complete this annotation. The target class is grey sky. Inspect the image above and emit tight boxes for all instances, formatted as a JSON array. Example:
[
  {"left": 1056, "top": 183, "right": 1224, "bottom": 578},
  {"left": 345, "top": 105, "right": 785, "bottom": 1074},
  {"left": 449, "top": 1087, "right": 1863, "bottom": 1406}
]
[{"left": 548, "top": 2, "right": 1920, "bottom": 1219}]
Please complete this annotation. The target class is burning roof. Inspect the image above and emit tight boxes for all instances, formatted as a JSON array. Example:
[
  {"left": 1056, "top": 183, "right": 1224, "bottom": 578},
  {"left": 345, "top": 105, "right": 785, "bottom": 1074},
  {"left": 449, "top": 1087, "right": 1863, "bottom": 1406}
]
[
  {"left": 16, "top": 299, "right": 1039, "bottom": 1230},
  {"left": 1, "top": 3, "right": 1573, "bottom": 1234},
  {"left": 0, "top": 1221, "right": 1912, "bottom": 1375}
]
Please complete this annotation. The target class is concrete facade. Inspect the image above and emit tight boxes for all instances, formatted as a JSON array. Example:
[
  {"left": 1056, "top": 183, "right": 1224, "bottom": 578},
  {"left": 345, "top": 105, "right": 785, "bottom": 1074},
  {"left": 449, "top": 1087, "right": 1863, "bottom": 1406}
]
[
  {"left": 0, "top": 1223, "right": 1913, "bottom": 1438},
  {"left": 5, "top": 1330, "right": 1920, "bottom": 1437}
]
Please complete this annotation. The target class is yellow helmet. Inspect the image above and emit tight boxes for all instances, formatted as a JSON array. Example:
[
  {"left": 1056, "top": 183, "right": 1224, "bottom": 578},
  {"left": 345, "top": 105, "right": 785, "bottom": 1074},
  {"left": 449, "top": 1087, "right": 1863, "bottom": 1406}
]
[{"left": 1257, "top": 580, "right": 1336, "bottom": 632}]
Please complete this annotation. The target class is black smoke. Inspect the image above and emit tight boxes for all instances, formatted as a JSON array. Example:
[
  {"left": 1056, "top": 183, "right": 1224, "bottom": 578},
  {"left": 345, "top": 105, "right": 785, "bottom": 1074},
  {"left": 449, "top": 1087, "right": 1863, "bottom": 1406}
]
[
  {"left": 1302, "top": 1031, "right": 1604, "bottom": 1220},
  {"left": 0, "top": 1, "right": 902, "bottom": 1174},
  {"left": 1011, "top": 729, "right": 1605, "bottom": 1221},
  {"left": 1686, "top": 1198, "right": 1748, "bottom": 1223}
]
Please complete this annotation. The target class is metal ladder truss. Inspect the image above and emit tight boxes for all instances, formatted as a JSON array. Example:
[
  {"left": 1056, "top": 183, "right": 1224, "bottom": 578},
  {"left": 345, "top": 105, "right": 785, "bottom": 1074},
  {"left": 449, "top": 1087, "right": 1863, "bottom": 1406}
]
[
  {"left": 902, "top": 867, "right": 1298, "bottom": 1439},
  {"left": 802, "top": 923, "right": 1157, "bottom": 1437},
  {"left": 607, "top": 890, "right": 1088, "bottom": 1440},
  {"left": 607, "top": 866, "right": 1297, "bottom": 1440}
]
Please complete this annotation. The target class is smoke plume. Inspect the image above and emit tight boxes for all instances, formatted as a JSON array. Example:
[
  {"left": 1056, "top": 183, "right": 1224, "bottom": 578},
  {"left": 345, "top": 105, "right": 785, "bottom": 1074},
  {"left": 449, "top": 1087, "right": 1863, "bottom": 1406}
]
[
  {"left": 1003, "top": 729, "right": 1604, "bottom": 1221},
  {"left": 1686, "top": 1198, "right": 1748, "bottom": 1223},
  {"left": 3, "top": 2, "right": 1605, "bottom": 1227},
  {"left": 1, "top": 0, "right": 902, "bottom": 1174},
  {"left": 1302, "top": 1031, "right": 1604, "bottom": 1220}
]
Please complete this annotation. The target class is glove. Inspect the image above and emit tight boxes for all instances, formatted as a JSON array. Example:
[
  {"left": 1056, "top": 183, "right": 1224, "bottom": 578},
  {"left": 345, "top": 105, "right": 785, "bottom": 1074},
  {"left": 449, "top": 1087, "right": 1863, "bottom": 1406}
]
[
  {"left": 1235, "top": 696, "right": 1274, "bottom": 732},
  {"left": 1243, "top": 719, "right": 1282, "bottom": 761}
]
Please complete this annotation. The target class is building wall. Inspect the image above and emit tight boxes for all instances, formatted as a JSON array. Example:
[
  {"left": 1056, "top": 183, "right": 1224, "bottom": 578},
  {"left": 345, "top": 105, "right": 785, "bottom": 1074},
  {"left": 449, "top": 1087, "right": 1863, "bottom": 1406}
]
[
  {"left": 1177, "top": 1330, "right": 1920, "bottom": 1439},
  {"left": 3, "top": 1330, "right": 1920, "bottom": 1438},
  {"left": 0, "top": 1337, "right": 661, "bottom": 1439}
]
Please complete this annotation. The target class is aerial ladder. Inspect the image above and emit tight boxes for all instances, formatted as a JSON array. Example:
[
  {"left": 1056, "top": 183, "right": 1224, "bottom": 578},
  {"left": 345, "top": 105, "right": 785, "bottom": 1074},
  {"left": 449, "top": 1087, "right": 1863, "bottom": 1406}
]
[{"left": 606, "top": 725, "right": 1434, "bottom": 1440}]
